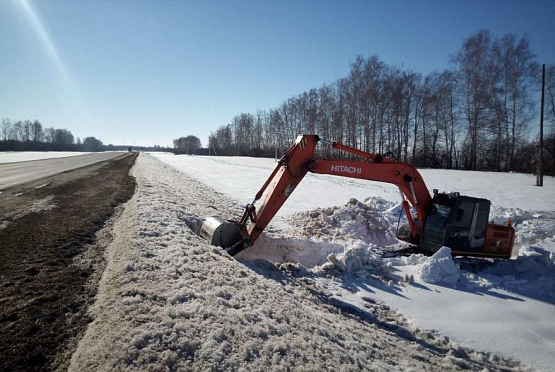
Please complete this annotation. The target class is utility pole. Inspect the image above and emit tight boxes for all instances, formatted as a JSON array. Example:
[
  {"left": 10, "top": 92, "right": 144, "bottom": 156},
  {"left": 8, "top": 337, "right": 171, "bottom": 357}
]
[{"left": 537, "top": 64, "right": 545, "bottom": 187}]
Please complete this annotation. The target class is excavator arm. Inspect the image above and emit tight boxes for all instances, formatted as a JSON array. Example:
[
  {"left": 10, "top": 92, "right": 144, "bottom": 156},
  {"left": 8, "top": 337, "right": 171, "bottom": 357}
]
[{"left": 224, "top": 134, "right": 432, "bottom": 255}]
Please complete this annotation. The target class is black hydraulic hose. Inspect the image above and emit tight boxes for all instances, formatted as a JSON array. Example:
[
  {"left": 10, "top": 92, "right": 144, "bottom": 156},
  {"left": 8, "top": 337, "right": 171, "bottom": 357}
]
[{"left": 395, "top": 203, "right": 403, "bottom": 235}]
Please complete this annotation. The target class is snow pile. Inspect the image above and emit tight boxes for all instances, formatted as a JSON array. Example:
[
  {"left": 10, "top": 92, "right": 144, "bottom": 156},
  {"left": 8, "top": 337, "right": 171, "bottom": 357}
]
[
  {"left": 290, "top": 197, "right": 400, "bottom": 246},
  {"left": 322, "top": 242, "right": 397, "bottom": 280},
  {"left": 382, "top": 253, "right": 425, "bottom": 267},
  {"left": 416, "top": 247, "right": 461, "bottom": 286},
  {"left": 236, "top": 196, "right": 404, "bottom": 269},
  {"left": 491, "top": 207, "right": 555, "bottom": 248},
  {"left": 488, "top": 245, "right": 555, "bottom": 278}
]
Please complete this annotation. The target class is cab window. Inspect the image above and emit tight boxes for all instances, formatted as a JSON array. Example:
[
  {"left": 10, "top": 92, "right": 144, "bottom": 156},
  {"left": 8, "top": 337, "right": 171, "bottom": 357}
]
[
  {"left": 435, "top": 204, "right": 451, "bottom": 217},
  {"left": 452, "top": 202, "right": 474, "bottom": 228}
]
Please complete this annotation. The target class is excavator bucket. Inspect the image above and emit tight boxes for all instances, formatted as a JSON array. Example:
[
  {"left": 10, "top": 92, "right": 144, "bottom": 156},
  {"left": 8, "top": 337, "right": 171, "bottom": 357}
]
[{"left": 199, "top": 217, "right": 244, "bottom": 252}]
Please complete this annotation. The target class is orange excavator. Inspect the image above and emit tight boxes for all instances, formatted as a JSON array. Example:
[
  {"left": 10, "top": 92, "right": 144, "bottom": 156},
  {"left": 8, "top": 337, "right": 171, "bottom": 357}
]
[{"left": 200, "top": 135, "right": 515, "bottom": 259}]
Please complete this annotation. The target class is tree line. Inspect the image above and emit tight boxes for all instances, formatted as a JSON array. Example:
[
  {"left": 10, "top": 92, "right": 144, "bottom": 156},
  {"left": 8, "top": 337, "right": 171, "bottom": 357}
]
[
  {"left": 173, "top": 135, "right": 202, "bottom": 154},
  {"left": 209, "top": 30, "right": 555, "bottom": 175},
  {"left": 1, "top": 118, "right": 105, "bottom": 152}
]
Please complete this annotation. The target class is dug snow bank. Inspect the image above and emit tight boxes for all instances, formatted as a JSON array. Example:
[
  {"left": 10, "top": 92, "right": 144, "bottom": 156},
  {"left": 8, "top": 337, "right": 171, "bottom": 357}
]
[
  {"left": 0, "top": 151, "right": 91, "bottom": 163},
  {"left": 416, "top": 247, "right": 461, "bottom": 286},
  {"left": 72, "top": 153, "right": 503, "bottom": 371},
  {"left": 290, "top": 197, "right": 399, "bottom": 246},
  {"left": 238, "top": 197, "right": 403, "bottom": 269},
  {"left": 236, "top": 234, "right": 346, "bottom": 268}
]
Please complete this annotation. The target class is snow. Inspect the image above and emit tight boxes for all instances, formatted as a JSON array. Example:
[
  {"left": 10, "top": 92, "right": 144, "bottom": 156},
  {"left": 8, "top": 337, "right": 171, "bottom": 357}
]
[
  {"left": 70, "top": 154, "right": 521, "bottom": 371},
  {"left": 337, "top": 244, "right": 555, "bottom": 372},
  {"left": 415, "top": 247, "right": 461, "bottom": 286},
  {"left": 297, "top": 199, "right": 555, "bottom": 371},
  {"left": 149, "top": 153, "right": 555, "bottom": 371},
  {"left": 0, "top": 151, "right": 91, "bottom": 163},
  {"left": 151, "top": 153, "right": 555, "bottom": 215}
]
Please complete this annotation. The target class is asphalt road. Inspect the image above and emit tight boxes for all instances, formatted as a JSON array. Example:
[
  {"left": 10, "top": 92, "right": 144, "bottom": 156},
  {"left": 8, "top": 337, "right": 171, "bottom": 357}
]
[
  {"left": 0, "top": 152, "right": 126, "bottom": 190},
  {"left": 0, "top": 153, "right": 137, "bottom": 371}
]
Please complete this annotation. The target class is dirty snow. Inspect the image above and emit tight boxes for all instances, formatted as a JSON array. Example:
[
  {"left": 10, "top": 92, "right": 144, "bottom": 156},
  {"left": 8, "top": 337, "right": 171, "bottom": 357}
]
[
  {"left": 149, "top": 153, "right": 555, "bottom": 371},
  {"left": 0, "top": 151, "right": 91, "bottom": 163},
  {"left": 0, "top": 195, "right": 56, "bottom": 230},
  {"left": 70, "top": 154, "right": 523, "bottom": 371}
]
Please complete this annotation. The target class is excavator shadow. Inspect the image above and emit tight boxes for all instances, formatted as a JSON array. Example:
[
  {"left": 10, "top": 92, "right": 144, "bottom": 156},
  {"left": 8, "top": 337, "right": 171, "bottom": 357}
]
[
  {"left": 342, "top": 275, "right": 413, "bottom": 299},
  {"left": 347, "top": 260, "right": 528, "bottom": 303},
  {"left": 455, "top": 259, "right": 553, "bottom": 304}
]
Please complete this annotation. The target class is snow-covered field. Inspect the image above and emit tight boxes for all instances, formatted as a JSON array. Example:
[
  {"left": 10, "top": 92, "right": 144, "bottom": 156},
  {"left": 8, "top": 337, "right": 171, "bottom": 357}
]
[
  {"left": 0, "top": 151, "right": 91, "bottom": 163},
  {"left": 148, "top": 152, "right": 555, "bottom": 371},
  {"left": 151, "top": 153, "right": 554, "bottom": 225}
]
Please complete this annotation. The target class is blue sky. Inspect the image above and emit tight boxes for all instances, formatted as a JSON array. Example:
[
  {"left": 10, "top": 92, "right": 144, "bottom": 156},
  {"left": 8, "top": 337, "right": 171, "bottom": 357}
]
[{"left": 1, "top": 0, "right": 554, "bottom": 147}]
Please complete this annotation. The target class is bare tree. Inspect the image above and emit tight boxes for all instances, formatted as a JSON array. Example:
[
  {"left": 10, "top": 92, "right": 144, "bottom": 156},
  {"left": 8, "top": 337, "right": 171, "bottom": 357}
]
[
  {"left": 45, "top": 127, "right": 56, "bottom": 143},
  {"left": 453, "top": 30, "right": 495, "bottom": 170},
  {"left": 22, "top": 120, "right": 32, "bottom": 143},
  {"left": 1, "top": 118, "right": 12, "bottom": 141},
  {"left": 492, "top": 34, "right": 538, "bottom": 170},
  {"left": 173, "top": 135, "right": 201, "bottom": 154},
  {"left": 13, "top": 121, "right": 24, "bottom": 142},
  {"left": 54, "top": 129, "right": 74, "bottom": 145},
  {"left": 83, "top": 137, "right": 104, "bottom": 152},
  {"left": 31, "top": 120, "right": 43, "bottom": 142}
]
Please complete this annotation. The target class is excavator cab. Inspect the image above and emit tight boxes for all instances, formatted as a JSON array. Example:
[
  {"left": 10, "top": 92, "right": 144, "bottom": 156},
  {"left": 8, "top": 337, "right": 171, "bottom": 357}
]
[{"left": 421, "top": 192, "right": 514, "bottom": 258}]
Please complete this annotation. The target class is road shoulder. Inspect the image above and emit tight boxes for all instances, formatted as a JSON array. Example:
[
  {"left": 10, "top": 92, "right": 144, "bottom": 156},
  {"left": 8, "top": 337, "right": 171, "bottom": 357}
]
[{"left": 0, "top": 153, "right": 137, "bottom": 372}]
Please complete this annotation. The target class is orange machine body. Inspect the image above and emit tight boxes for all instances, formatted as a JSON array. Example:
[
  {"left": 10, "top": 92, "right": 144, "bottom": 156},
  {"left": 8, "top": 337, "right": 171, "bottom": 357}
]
[{"left": 231, "top": 134, "right": 514, "bottom": 259}]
